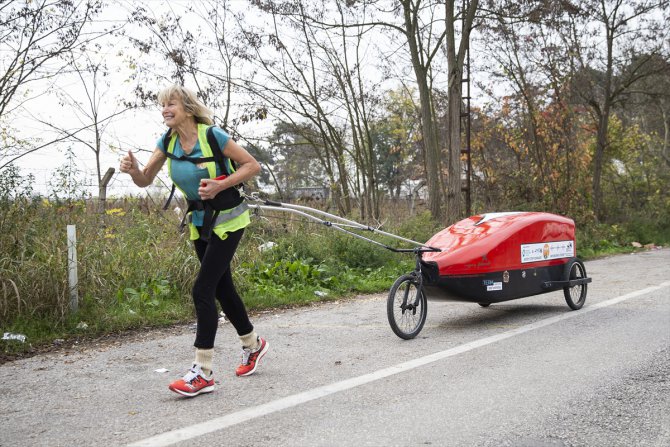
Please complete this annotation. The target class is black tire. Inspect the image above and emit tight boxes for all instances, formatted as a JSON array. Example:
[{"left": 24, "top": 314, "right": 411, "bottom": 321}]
[
  {"left": 478, "top": 303, "right": 491, "bottom": 308},
  {"left": 563, "top": 258, "right": 587, "bottom": 310},
  {"left": 387, "top": 274, "right": 427, "bottom": 340}
]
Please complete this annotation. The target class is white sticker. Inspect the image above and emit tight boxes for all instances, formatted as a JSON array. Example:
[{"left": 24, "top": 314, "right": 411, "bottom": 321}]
[
  {"left": 521, "top": 240, "right": 574, "bottom": 263},
  {"left": 487, "top": 282, "right": 503, "bottom": 291}
]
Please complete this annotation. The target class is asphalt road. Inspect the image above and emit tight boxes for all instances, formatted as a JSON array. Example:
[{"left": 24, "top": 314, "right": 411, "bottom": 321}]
[{"left": 1, "top": 249, "right": 669, "bottom": 447}]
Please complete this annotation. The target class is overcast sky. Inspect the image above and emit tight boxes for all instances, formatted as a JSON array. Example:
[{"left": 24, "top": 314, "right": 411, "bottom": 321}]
[{"left": 11, "top": 0, "right": 642, "bottom": 200}]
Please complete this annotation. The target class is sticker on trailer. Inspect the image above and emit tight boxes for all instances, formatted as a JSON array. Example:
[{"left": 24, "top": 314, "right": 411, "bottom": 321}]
[
  {"left": 521, "top": 240, "right": 574, "bottom": 263},
  {"left": 483, "top": 280, "right": 503, "bottom": 291},
  {"left": 486, "top": 282, "right": 503, "bottom": 291}
]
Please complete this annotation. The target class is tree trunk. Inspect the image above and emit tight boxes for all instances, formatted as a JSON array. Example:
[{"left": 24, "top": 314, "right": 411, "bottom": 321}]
[
  {"left": 593, "top": 108, "right": 610, "bottom": 220},
  {"left": 445, "top": 0, "right": 478, "bottom": 223},
  {"left": 446, "top": 72, "right": 462, "bottom": 220},
  {"left": 662, "top": 107, "right": 670, "bottom": 167},
  {"left": 416, "top": 76, "right": 443, "bottom": 219},
  {"left": 402, "top": 0, "right": 443, "bottom": 220},
  {"left": 97, "top": 168, "right": 115, "bottom": 214},
  {"left": 592, "top": 13, "right": 615, "bottom": 222}
]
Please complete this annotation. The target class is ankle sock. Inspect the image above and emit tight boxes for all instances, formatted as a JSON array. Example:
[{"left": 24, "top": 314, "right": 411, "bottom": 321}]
[
  {"left": 194, "top": 348, "right": 214, "bottom": 376},
  {"left": 239, "top": 331, "right": 259, "bottom": 350}
]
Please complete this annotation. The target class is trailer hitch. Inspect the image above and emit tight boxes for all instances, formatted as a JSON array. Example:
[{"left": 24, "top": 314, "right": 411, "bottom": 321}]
[{"left": 542, "top": 277, "right": 593, "bottom": 289}]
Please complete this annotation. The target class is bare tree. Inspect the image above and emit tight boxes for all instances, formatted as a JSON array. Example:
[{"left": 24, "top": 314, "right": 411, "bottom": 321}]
[
  {"left": 395, "top": 0, "right": 448, "bottom": 220},
  {"left": 125, "top": 2, "right": 235, "bottom": 117},
  {"left": 312, "top": 1, "right": 480, "bottom": 221},
  {"left": 480, "top": 3, "right": 565, "bottom": 206},
  {"left": 571, "top": 0, "right": 668, "bottom": 220},
  {"left": 290, "top": 0, "right": 446, "bottom": 217},
  {"left": 312, "top": 1, "right": 385, "bottom": 218},
  {"left": 243, "top": 0, "right": 368, "bottom": 215},
  {"left": 0, "top": 0, "right": 130, "bottom": 176},
  {"left": 30, "top": 50, "right": 135, "bottom": 196},
  {"left": 125, "top": 0, "right": 272, "bottom": 159},
  {"left": 0, "top": 0, "right": 103, "bottom": 120}
]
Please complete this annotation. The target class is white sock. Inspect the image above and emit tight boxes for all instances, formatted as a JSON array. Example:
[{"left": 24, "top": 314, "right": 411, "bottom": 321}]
[
  {"left": 194, "top": 348, "right": 213, "bottom": 376},
  {"left": 239, "top": 331, "right": 259, "bottom": 350}
]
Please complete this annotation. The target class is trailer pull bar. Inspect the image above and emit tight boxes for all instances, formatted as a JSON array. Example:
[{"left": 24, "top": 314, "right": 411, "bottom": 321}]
[{"left": 245, "top": 194, "right": 441, "bottom": 254}]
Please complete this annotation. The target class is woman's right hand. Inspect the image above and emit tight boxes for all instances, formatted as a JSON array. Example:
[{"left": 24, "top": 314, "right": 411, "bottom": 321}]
[
  {"left": 120, "top": 147, "right": 166, "bottom": 188},
  {"left": 120, "top": 150, "right": 139, "bottom": 175}
]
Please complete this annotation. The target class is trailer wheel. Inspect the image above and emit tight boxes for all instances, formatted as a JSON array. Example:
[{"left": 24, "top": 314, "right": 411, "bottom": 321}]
[
  {"left": 387, "top": 274, "right": 427, "bottom": 340},
  {"left": 563, "top": 258, "right": 587, "bottom": 310}
]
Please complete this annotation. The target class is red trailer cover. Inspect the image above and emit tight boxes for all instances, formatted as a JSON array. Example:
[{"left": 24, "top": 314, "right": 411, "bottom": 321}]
[{"left": 422, "top": 212, "right": 576, "bottom": 277}]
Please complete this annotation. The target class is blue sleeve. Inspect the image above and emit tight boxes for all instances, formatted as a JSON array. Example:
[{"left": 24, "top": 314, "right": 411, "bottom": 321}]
[{"left": 211, "top": 126, "right": 230, "bottom": 153}]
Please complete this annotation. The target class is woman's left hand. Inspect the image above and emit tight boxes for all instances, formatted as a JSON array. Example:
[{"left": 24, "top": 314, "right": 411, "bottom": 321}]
[{"left": 198, "top": 178, "right": 224, "bottom": 200}]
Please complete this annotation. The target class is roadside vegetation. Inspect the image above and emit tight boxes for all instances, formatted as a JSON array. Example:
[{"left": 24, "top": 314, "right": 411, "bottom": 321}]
[
  {"left": 1, "top": 1, "right": 669, "bottom": 359},
  {"left": 1, "top": 178, "right": 668, "bottom": 357},
  {"left": 0, "top": 189, "right": 428, "bottom": 357}
]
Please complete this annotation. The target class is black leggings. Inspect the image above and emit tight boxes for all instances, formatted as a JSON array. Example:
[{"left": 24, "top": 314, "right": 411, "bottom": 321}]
[{"left": 192, "top": 228, "right": 253, "bottom": 349}]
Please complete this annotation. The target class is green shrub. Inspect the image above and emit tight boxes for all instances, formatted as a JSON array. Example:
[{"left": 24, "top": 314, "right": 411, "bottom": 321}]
[
  {"left": 1, "top": 188, "right": 667, "bottom": 356},
  {"left": 394, "top": 210, "right": 443, "bottom": 243}
]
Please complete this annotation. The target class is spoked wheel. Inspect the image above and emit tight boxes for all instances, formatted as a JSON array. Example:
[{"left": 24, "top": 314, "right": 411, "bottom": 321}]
[
  {"left": 563, "top": 258, "right": 588, "bottom": 310},
  {"left": 387, "top": 274, "right": 427, "bottom": 340}
]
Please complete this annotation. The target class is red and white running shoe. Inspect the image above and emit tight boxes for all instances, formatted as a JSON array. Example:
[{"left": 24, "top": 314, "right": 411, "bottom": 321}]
[
  {"left": 236, "top": 337, "right": 269, "bottom": 377},
  {"left": 168, "top": 364, "right": 214, "bottom": 397}
]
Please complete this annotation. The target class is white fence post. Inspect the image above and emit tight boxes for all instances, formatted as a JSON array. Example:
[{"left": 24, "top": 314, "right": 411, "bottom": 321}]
[{"left": 67, "top": 225, "right": 78, "bottom": 313}]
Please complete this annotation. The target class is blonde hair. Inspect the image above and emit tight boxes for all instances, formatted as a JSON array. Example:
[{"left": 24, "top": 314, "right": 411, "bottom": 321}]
[{"left": 157, "top": 85, "right": 214, "bottom": 125}]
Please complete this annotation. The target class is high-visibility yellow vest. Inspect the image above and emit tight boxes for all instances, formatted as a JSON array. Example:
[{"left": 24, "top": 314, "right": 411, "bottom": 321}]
[{"left": 165, "top": 123, "right": 250, "bottom": 240}]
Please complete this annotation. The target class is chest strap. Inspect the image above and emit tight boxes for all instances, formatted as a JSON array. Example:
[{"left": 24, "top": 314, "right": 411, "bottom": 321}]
[{"left": 164, "top": 152, "right": 218, "bottom": 164}]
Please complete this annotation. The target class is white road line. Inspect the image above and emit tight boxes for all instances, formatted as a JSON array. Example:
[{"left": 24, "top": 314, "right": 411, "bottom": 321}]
[{"left": 128, "top": 281, "right": 670, "bottom": 447}]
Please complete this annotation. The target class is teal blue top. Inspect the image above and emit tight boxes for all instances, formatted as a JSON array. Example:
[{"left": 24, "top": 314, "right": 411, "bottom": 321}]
[{"left": 157, "top": 127, "right": 230, "bottom": 226}]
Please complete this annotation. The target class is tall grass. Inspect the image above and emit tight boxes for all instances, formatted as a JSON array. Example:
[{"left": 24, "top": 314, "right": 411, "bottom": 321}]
[
  {"left": 0, "top": 198, "right": 197, "bottom": 347},
  {"left": 1, "top": 192, "right": 666, "bottom": 355},
  {"left": 0, "top": 196, "right": 427, "bottom": 353}
]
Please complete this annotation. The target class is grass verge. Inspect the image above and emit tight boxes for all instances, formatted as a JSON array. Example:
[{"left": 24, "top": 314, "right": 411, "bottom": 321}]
[{"left": 1, "top": 200, "right": 667, "bottom": 360}]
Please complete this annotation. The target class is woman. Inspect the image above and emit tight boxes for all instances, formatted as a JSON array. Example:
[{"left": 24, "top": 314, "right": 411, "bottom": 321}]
[{"left": 119, "top": 85, "right": 268, "bottom": 397}]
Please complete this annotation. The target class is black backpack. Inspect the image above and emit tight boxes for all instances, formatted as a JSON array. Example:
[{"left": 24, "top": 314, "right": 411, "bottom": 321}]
[{"left": 161, "top": 125, "right": 244, "bottom": 240}]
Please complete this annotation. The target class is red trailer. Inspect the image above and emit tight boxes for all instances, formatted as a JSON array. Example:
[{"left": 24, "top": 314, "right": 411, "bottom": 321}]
[
  {"left": 248, "top": 197, "right": 591, "bottom": 340},
  {"left": 388, "top": 212, "right": 591, "bottom": 339}
]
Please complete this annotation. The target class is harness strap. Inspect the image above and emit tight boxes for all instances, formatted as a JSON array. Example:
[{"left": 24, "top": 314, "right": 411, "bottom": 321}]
[
  {"left": 164, "top": 152, "right": 218, "bottom": 164},
  {"left": 181, "top": 200, "right": 249, "bottom": 240},
  {"left": 162, "top": 126, "right": 228, "bottom": 211},
  {"left": 162, "top": 125, "right": 245, "bottom": 239},
  {"left": 210, "top": 201, "right": 249, "bottom": 226},
  {"left": 163, "top": 184, "right": 176, "bottom": 211}
]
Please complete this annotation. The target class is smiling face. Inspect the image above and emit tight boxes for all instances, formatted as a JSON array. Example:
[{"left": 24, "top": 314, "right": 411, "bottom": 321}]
[{"left": 161, "top": 96, "right": 191, "bottom": 128}]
